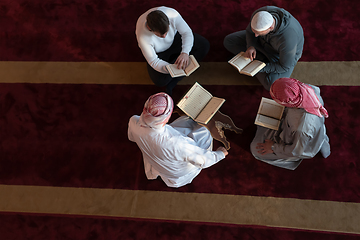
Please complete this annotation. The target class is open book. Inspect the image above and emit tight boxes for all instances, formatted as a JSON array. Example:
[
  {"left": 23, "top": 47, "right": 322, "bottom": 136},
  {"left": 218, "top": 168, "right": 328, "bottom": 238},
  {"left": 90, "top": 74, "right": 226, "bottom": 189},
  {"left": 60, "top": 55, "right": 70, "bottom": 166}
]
[
  {"left": 254, "top": 97, "right": 285, "bottom": 130},
  {"left": 166, "top": 55, "right": 200, "bottom": 78},
  {"left": 228, "top": 52, "right": 266, "bottom": 77},
  {"left": 177, "top": 82, "right": 225, "bottom": 124}
]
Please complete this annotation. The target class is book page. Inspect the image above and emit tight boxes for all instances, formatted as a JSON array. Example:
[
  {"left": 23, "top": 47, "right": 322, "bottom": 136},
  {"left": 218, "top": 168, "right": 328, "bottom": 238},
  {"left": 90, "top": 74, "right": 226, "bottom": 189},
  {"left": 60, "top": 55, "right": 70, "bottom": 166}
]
[
  {"left": 228, "top": 52, "right": 251, "bottom": 71},
  {"left": 184, "top": 55, "right": 200, "bottom": 76},
  {"left": 195, "top": 97, "right": 225, "bottom": 124},
  {"left": 254, "top": 98, "right": 284, "bottom": 130},
  {"left": 166, "top": 64, "right": 186, "bottom": 78},
  {"left": 255, "top": 114, "right": 280, "bottom": 130},
  {"left": 177, "top": 83, "right": 213, "bottom": 119},
  {"left": 240, "top": 60, "right": 265, "bottom": 76},
  {"left": 258, "top": 98, "right": 284, "bottom": 119}
]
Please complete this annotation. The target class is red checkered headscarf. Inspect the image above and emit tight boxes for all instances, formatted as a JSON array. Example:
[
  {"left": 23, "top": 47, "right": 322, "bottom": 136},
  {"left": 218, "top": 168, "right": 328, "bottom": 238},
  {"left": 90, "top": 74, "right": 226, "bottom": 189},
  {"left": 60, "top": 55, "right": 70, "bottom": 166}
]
[
  {"left": 270, "top": 78, "right": 328, "bottom": 118},
  {"left": 140, "top": 92, "right": 174, "bottom": 128}
]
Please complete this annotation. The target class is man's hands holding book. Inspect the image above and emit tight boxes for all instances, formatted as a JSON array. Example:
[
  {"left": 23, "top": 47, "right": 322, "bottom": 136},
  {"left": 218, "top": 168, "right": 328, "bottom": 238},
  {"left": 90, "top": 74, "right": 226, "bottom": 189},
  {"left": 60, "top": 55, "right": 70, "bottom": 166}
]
[
  {"left": 175, "top": 52, "right": 190, "bottom": 70},
  {"left": 245, "top": 46, "right": 256, "bottom": 61}
]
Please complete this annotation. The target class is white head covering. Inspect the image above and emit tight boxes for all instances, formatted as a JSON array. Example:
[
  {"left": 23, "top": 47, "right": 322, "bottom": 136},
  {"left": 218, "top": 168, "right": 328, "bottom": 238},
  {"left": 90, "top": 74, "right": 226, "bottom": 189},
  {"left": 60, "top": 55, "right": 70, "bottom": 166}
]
[
  {"left": 251, "top": 11, "right": 273, "bottom": 31},
  {"left": 140, "top": 92, "right": 174, "bottom": 129}
]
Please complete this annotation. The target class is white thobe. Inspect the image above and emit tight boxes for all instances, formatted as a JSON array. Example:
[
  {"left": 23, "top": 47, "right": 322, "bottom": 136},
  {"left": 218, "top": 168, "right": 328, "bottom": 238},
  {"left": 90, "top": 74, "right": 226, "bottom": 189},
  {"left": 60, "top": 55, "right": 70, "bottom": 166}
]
[{"left": 128, "top": 116, "right": 225, "bottom": 188}]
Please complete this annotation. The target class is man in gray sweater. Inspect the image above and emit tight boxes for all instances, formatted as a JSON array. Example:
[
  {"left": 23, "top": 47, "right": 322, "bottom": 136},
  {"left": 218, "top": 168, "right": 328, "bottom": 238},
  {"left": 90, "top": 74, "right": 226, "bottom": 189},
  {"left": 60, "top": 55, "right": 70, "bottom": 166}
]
[{"left": 224, "top": 6, "right": 304, "bottom": 90}]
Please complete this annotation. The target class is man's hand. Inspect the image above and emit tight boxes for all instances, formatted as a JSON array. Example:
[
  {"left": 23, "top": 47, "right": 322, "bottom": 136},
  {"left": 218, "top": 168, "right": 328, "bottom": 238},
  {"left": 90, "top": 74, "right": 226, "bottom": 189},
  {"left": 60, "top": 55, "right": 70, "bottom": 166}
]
[
  {"left": 256, "top": 139, "right": 274, "bottom": 155},
  {"left": 175, "top": 53, "right": 190, "bottom": 70},
  {"left": 245, "top": 46, "right": 256, "bottom": 61},
  {"left": 217, "top": 146, "right": 228, "bottom": 156}
]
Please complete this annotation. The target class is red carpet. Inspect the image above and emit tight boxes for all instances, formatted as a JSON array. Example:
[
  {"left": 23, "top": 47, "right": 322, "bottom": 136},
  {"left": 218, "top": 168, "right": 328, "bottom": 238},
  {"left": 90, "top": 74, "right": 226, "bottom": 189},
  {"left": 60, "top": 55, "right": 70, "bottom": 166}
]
[
  {"left": 1, "top": 0, "right": 360, "bottom": 239},
  {"left": 0, "top": 83, "right": 359, "bottom": 203},
  {"left": 0, "top": 212, "right": 359, "bottom": 240},
  {"left": 1, "top": 0, "right": 359, "bottom": 62}
]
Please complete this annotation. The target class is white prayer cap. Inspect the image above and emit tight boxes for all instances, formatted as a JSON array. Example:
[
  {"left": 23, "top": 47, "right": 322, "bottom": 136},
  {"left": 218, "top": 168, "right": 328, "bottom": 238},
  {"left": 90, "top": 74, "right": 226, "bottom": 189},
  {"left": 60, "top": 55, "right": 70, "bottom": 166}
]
[{"left": 251, "top": 11, "right": 273, "bottom": 31}]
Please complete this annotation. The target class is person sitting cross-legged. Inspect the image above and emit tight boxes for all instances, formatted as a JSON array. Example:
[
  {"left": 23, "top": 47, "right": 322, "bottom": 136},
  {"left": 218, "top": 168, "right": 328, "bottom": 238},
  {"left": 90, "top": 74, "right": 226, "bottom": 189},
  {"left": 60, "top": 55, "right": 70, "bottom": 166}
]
[
  {"left": 128, "top": 92, "right": 228, "bottom": 188},
  {"left": 250, "top": 78, "right": 331, "bottom": 170},
  {"left": 224, "top": 6, "right": 304, "bottom": 90},
  {"left": 135, "top": 6, "right": 210, "bottom": 96}
]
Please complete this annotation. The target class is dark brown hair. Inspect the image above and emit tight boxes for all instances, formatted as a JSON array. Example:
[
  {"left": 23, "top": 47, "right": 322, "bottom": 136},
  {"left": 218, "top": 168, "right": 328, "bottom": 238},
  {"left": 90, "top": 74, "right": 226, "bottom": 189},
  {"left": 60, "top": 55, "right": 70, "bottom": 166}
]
[{"left": 146, "top": 10, "right": 169, "bottom": 35}]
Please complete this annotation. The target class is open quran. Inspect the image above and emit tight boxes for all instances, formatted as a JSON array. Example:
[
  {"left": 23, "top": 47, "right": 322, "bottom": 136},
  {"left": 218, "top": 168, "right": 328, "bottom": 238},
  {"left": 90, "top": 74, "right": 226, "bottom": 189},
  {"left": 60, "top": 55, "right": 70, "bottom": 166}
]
[
  {"left": 228, "top": 51, "right": 266, "bottom": 77},
  {"left": 166, "top": 55, "right": 199, "bottom": 78},
  {"left": 177, "top": 82, "right": 225, "bottom": 124},
  {"left": 254, "top": 97, "right": 285, "bottom": 130}
]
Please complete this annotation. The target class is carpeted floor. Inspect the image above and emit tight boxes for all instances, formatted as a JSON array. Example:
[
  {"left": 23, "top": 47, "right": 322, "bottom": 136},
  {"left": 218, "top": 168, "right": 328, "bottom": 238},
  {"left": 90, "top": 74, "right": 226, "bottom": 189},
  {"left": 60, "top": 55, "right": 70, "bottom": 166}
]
[
  {"left": 1, "top": 0, "right": 359, "bottom": 62},
  {"left": 1, "top": 0, "right": 360, "bottom": 239},
  {"left": 1, "top": 212, "right": 360, "bottom": 240},
  {"left": 0, "top": 83, "right": 359, "bottom": 203}
]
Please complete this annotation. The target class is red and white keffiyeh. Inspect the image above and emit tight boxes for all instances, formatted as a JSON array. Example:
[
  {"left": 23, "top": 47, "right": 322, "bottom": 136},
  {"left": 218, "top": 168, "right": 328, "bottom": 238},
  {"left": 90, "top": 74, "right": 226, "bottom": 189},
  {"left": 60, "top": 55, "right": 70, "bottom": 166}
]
[
  {"left": 140, "top": 92, "right": 174, "bottom": 128},
  {"left": 270, "top": 78, "right": 329, "bottom": 118}
]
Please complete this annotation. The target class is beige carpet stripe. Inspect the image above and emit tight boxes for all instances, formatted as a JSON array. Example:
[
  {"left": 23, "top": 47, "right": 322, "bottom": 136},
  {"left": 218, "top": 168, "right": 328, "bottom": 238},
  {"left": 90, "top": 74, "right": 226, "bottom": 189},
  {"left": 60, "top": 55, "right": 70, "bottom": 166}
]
[
  {"left": 1, "top": 61, "right": 359, "bottom": 235},
  {"left": 1, "top": 61, "right": 359, "bottom": 86},
  {"left": 0, "top": 184, "right": 359, "bottom": 235}
]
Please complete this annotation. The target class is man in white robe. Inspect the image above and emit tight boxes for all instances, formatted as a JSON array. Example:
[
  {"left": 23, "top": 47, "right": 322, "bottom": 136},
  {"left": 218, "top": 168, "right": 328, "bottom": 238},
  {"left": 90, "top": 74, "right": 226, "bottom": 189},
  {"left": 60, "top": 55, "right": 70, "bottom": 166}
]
[
  {"left": 251, "top": 78, "right": 331, "bottom": 170},
  {"left": 128, "top": 92, "right": 228, "bottom": 188}
]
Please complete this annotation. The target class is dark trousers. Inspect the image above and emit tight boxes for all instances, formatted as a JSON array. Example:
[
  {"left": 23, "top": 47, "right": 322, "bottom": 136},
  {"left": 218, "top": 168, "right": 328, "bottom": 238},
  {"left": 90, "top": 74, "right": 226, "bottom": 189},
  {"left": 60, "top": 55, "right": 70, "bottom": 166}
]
[
  {"left": 223, "top": 30, "right": 295, "bottom": 91},
  {"left": 147, "top": 32, "right": 210, "bottom": 96}
]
